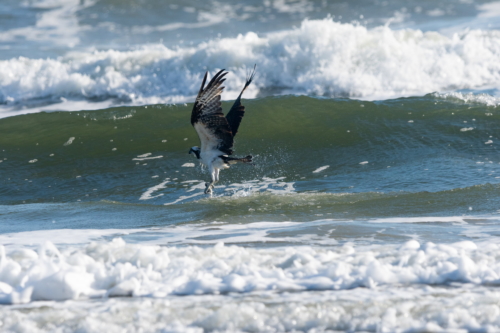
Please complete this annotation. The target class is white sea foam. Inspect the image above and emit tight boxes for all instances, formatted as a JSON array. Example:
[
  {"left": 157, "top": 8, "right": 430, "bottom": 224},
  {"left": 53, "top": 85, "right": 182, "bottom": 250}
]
[
  {"left": 370, "top": 216, "right": 470, "bottom": 224},
  {"left": 160, "top": 177, "right": 296, "bottom": 205},
  {"left": 0, "top": 216, "right": 497, "bottom": 250},
  {"left": 1, "top": 19, "right": 500, "bottom": 116},
  {"left": 223, "top": 177, "right": 296, "bottom": 196},
  {"left": 132, "top": 153, "right": 163, "bottom": 161},
  {"left": 478, "top": 1, "right": 500, "bottom": 18},
  {"left": 434, "top": 91, "right": 500, "bottom": 107},
  {"left": 139, "top": 179, "right": 170, "bottom": 200},
  {"left": 1, "top": 237, "right": 500, "bottom": 305},
  {"left": 312, "top": 165, "right": 329, "bottom": 173},
  {"left": 63, "top": 137, "right": 75, "bottom": 146},
  {"left": 0, "top": 228, "right": 142, "bottom": 248},
  {"left": 2, "top": 285, "right": 500, "bottom": 332},
  {"left": 0, "top": 0, "right": 97, "bottom": 48}
]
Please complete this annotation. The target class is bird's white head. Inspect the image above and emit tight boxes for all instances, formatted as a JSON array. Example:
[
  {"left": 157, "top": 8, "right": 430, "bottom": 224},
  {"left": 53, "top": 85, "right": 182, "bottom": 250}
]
[{"left": 189, "top": 146, "right": 201, "bottom": 159}]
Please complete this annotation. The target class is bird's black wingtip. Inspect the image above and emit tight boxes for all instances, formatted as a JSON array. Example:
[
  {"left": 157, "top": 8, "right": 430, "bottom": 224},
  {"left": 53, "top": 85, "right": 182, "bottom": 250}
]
[
  {"left": 198, "top": 71, "right": 208, "bottom": 95},
  {"left": 245, "top": 64, "right": 257, "bottom": 87}
]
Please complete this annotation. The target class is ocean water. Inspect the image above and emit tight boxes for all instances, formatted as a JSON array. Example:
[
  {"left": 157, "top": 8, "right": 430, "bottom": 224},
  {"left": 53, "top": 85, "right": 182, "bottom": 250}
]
[{"left": 1, "top": 0, "right": 500, "bottom": 332}]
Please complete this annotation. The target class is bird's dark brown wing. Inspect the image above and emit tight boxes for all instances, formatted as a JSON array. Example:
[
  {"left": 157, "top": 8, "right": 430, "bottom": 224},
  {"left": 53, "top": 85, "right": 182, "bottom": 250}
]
[
  {"left": 225, "top": 65, "right": 256, "bottom": 137},
  {"left": 190, "top": 69, "right": 234, "bottom": 155}
]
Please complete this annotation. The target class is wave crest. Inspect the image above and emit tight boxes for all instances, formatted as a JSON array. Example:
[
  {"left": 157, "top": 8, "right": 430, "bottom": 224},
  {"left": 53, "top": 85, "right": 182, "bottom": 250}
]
[{"left": 0, "top": 19, "right": 499, "bottom": 113}]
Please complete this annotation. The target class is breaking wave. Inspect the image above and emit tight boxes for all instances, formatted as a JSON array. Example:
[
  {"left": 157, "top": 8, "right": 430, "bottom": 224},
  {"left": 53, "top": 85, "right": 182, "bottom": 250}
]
[{"left": 1, "top": 19, "right": 499, "bottom": 115}]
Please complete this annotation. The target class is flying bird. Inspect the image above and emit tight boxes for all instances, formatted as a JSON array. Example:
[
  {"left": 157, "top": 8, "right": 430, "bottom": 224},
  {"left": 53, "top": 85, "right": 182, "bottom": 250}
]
[{"left": 189, "top": 66, "right": 256, "bottom": 194}]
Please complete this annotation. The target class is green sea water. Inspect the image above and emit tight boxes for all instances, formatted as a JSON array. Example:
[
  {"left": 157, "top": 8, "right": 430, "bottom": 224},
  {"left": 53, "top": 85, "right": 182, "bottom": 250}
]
[{"left": 1, "top": 94, "right": 500, "bottom": 233}]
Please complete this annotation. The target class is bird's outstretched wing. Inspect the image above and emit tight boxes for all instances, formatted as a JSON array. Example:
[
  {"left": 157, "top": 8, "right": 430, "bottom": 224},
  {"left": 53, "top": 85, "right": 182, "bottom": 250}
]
[
  {"left": 225, "top": 65, "right": 256, "bottom": 138},
  {"left": 191, "top": 69, "right": 234, "bottom": 155}
]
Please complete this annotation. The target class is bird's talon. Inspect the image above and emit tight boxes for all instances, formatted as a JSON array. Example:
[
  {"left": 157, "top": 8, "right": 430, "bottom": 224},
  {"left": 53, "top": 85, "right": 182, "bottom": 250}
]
[{"left": 204, "top": 183, "right": 213, "bottom": 194}]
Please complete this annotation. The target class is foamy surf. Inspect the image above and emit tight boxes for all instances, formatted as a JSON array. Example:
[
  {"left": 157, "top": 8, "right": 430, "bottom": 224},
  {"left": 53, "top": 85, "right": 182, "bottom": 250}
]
[
  {"left": 434, "top": 91, "right": 500, "bottom": 107},
  {"left": 1, "top": 236, "right": 500, "bottom": 305},
  {"left": 2, "top": 286, "right": 499, "bottom": 332}
]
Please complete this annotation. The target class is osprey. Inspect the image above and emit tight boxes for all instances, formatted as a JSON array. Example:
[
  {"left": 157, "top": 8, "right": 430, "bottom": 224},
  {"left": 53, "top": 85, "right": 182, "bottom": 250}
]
[{"left": 189, "top": 66, "right": 256, "bottom": 194}]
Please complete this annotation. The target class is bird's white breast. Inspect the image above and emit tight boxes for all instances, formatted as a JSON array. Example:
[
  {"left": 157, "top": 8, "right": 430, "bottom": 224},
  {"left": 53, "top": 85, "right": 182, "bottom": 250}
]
[{"left": 193, "top": 123, "right": 226, "bottom": 168}]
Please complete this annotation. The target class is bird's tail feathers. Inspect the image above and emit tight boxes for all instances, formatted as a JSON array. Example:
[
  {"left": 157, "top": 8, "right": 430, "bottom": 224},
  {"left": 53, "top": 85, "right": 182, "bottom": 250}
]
[{"left": 225, "top": 155, "right": 253, "bottom": 165}]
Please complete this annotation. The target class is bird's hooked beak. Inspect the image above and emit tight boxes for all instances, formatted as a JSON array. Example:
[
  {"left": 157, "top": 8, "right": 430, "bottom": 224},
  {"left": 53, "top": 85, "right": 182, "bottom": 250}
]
[{"left": 189, "top": 147, "right": 201, "bottom": 159}]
